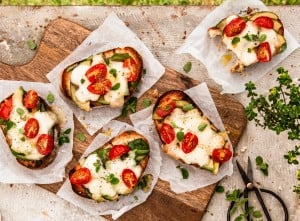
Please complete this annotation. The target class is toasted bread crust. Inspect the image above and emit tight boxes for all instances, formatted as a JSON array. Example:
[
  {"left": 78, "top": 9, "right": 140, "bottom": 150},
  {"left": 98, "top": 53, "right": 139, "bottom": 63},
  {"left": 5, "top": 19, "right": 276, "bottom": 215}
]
[
  {"left": 70, "top": 130, "right": 150, "bottom": 201},
  {"left": 61, "top": 47, "right": 143, "bottom": 111}
]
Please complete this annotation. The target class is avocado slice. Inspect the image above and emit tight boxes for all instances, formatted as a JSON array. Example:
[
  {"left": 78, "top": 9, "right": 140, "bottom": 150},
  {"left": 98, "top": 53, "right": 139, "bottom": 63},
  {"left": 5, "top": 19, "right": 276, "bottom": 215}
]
[
  {"left": 70, "top": 84, "right": 90, "bottom": 111},
  {"left": 275, "top": 33, "right": 287, "bottom": 53}
]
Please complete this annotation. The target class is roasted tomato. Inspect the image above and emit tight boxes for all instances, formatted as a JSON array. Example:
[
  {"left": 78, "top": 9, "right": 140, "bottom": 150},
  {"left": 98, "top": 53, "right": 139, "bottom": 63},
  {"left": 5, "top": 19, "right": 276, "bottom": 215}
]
[
  {"left": 160, "top": 123, "right": 175, "bottom": 144},
  {"left": 36, "top": 134, "right": 54, "bottom": 155},
  {"left": 123, "top": 58, "right": 138, "bottom": 82},
  {"left": 109, "top": 145, "right": 130, "bottom": 160},
  {"left": 122, "top": 168, "right": 138, "bottom": 188},
  {"left": 212, "top": 148, "right": 232, "bottom": 163},
  {"left": 253, "top": 16, "right": 274, "bottom": 29},
  {"left": 181, "top": 132, "right": 198, "bottom": 153},
  {"left": 85, "top": 63, "right": 107, "bottom": 83},
  {"left": 257, "top": 42, "right": 272, "bottom": 62},
  {"left": 70, "top": 167, "right": 92, "bottom": 185},
  {"left": 0, "top": 98, "right": 13, "bottom": 121},
  {"left": 87, "top": 79, "right": 112, "bottom": 95},
  {"left": 224, "top": 17, "right": 246, "bottom": 37},
  {"left": 156, "top": 97, "right": 176, "bottom": 117},
  {"left": 23, "top": 90, "right": 39, "bottom": 109},
  {"left": 24, "top": 118, "right": 39, "bottom": 138}
]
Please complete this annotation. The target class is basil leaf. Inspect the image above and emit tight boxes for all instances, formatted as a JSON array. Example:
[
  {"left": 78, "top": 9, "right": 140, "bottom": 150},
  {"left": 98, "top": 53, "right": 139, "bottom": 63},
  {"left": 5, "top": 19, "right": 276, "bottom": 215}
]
[
  {"left": 111, "top": 83, "right": 120, "bottom": 90},
  {"left": 27, "top": 39, "right": 37, "bottom": 50},
  {"left": 46, "top": 92, "right": 55, "bottom": 104},
  {"left": 128, "top": 138, "right": 149, "bottom": 150},
  {"left": 93, "top": 159, "right": 101, "bottom": 173},
  {"left": 18, "top": 128, "right": 25, "bottom": 134},
  {"left": 16, "top": 108, "right": 24, "bottom": 116},
  {"left": 171, "top": 122, "right": 178, "bottom": 128},
  {"left": 231, "top": 37, "right": 240, "bottom": 45},
  {"left": 176, "top": 165, "right": 189, "bottom": 179},
  {"left": 80, "top": 79, "right": 85, "bottom": 84},
  {"left": 142, "top": 98, "right": 152, "bottom": 108},
  {"left": 76, "top": 132, "right": 86, "bottom": 142},
  {"left": 63, "top": 128, "right": 72, "bottom": 135},
  {"left": 176, "top": 131, "right": 184, "bottom": 141},
  {"left": 6, "top": 120, "right": 16, "bottom": 130},
  {"left": 121, "top": 96, "right": 137, "bottom": 117},
  {"left": 183, "top": 61, "right": 192, "bottom": 73},
  {"left": 108, "top": 174, "right": 119, "bottom": 185},
  {"left": 259, "top": 34, "right": 267, "bottom": 42},
  {"left": 182, "top": 104, "right": 194, "bottom": 112},
  {"left": 110, "top": 53, "right": 131, "bottom": 62},
  {"left": 109, "top": 68, "right": 117, "bottom": 78},
  {"left": 215, "top": 185, "right": 225, "bottom": 193},
  {"left": 198, "top": 123, "right": 207, "bottom": 131}
]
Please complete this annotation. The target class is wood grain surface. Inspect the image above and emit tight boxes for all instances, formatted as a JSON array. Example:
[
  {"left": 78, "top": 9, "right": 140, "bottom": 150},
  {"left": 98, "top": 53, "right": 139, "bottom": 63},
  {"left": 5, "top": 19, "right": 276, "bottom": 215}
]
[{"left": 0, "top": 18, "right": 247, "bottom": 221}]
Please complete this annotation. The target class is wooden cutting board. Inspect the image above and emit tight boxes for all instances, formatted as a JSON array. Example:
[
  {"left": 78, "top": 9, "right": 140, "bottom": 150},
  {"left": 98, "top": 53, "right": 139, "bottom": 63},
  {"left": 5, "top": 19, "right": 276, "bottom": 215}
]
[{"left": 0, "top": 18, "right": 247, "bottom": 221}]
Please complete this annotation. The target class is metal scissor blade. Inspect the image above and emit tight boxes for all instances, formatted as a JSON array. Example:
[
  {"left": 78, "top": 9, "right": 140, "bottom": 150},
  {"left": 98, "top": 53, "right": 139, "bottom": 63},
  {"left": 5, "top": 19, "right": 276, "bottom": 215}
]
[
  {"left": 236, "top": 160, "right": 252, "bottom": 186},
  {"left": 247, "top": 157, "right": 254, "bottom": 182}
]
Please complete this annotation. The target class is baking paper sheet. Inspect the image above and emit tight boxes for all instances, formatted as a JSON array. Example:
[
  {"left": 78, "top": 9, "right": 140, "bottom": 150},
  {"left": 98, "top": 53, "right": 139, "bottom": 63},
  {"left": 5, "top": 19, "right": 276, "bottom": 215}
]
[
  {"left": 47, "top": 12, "right": 165, "bottom": 135},
  {"left": 130, "top": 83, "right": 233, "bottom": 193},
  {"left": 0, "top": 81, "right": 74, "bottom": 184},
  {"left": 176, "top": 0, "right": 299, "bottom": 94},
  {"left": 57, "top": 120, "right": 161, "bottom": 220}
]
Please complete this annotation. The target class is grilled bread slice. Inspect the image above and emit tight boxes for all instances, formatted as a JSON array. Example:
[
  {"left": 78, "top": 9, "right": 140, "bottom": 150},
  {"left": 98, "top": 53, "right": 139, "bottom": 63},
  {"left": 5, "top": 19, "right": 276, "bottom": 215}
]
[
  {"left": 69, "top": 130, "right": 151, "bottom": 202},
  {"left": 61, "top": 47, "right": 143, "bottom": 111},
  {"left": 208, "top": 11, "right": 287, "bottom": 73},
  {"left": 152, "top": 90, "right": 232, "bottom": 175},
  {"left": 0, "top": 87, "right": 60, "bottom": 169}
]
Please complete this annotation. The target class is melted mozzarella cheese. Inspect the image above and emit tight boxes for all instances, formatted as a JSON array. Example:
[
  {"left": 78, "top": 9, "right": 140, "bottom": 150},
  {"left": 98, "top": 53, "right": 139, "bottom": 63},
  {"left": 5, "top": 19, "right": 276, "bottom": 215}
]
[
  {"left": 164, "top": 108, "right": 225, "bottom": 167},
  {"left": 81, "top": 151, "right": 142, "bottom": 200}
]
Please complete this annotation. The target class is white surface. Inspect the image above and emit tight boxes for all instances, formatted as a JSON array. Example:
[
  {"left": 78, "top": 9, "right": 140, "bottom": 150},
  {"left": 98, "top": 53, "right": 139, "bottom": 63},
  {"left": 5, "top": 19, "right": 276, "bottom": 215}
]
[{"left": 0, "top": 6, "right": 299, "bottom": 221}]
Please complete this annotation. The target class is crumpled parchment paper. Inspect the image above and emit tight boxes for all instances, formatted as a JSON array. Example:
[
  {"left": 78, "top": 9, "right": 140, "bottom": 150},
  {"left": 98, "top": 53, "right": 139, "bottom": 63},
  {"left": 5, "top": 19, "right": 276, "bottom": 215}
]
[
  {"left": 47, "top": 12, "right": 165, "bottom": 135},
  {"left": 130, "top": 83, "right": 233, "bottom": 193},
  {"left": 57, "top": 120, "right": 161, "bottom": 220},
  {"left": 176, "top": 0, "right": 299, "bottom": 94},
  {"left": 0, "top": 81, "right": 74, "bottom": 184}
]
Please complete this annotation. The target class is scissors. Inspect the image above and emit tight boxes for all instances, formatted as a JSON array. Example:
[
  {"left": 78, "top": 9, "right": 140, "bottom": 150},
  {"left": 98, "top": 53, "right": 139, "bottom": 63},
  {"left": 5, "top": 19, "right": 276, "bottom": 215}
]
[{"left": 227, "top": 157, "right": 288, "bottom": 221}]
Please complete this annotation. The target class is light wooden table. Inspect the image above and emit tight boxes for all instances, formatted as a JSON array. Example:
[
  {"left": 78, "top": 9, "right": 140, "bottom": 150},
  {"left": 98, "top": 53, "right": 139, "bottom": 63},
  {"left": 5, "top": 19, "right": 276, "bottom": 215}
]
[{"left": 0, "top": 6, "right": 299, "bottom": 221}]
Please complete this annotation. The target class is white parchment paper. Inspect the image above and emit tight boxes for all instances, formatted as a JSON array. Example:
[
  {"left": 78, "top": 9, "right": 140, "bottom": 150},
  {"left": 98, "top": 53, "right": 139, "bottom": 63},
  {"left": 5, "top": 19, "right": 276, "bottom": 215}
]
[
  {"left": 130, "top": 83, "right": 233, "bottom": 193},
  {"left": 57, "top": 120, "right": 161, "bottom": 220},
  {"left": 47, "top": 12, "right": 165, "bottom": 135},
  {"left": 0, "top": 81, "right": 74, "bottom": 184},
  {"left": 177, "top": 0, "right": 299, "bottom": 94}
]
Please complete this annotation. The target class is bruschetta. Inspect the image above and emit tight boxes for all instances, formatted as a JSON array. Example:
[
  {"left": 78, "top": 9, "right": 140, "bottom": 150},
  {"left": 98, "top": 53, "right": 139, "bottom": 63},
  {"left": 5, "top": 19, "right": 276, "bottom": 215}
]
[
  {"left": 152, "top": 90, "right": 232, "bottom": 175},
  {"left": 61, "top": 47, "right": 143, "bottom": 111},
  {"left": 69, "top": 130, "right": 152, "bottom": 202},
  {"left": 0, "top": 87, "right": 60, "bottom": 169},
  {"left": 208, "top": 11, "right": 287, "bottom": 73}
]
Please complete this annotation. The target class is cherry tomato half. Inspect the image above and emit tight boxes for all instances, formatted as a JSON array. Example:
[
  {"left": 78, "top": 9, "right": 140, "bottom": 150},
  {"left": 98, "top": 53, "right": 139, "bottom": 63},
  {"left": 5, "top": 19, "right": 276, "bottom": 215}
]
[
  {"left": 155, "top": 97, "right": 176, "bottom": 117},
  {"left": 123, "top": 58, "right": 138, "bottom": 82},
  {"left": 159, "top": 123, "right": 175, "bottom": 144},
  {"left": 36, "top": 134, "right": 54, "bottom": 155},
  {"left": 23, "top": 90, "right": 39, "bottom": 109},
  {"left": 0, "top": 98, "right": 13, "bottom": 121},
  {"left": 212, "top": 148, "right": 232, "bottom": 163},
  {"left": 109, "top": 145, "right": 130, "bottom": 160},
  {"left": 224, "top": 17, "right": 246, "bottom": 37},
  {"left": 253, "top": 16, "right": 274, "bottom": 29},
  {"left": 87, "top": 79, "right": 112, "bottom": 95},
  {"left": 257, "top": 42, "right": 272, "bottom": 62},
  {"left": 70, "top": 167, "right": 92, "bottom": 185},
  {"left": 181, "top": 132, "right": 198, "bottom": 154},
  {"left": 122, "top": 168, "right": 137, "bottom": 188},
  {"left": 85, "top": 63, "right": 107, "bottom": 83},
  {"left": 24, "top": 118, "right": 39, "bottom": 138}
]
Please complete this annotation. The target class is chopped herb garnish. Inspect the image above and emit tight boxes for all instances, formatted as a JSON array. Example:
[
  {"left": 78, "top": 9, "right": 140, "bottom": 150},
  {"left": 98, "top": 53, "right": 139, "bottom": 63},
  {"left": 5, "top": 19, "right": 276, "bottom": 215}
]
[
  {"left": 243, "top": 33, "right": 258, "bottom": 42},
  {"left": 215, "top": 185, "right": 225, "bottom": 193},
  {"left": 171, "top": 122, "right": 178, "bottom": 128},
  {"left": 27, "top": 39, "right": 37, "bottom": 50},
  {"left": 231, "top": 37, "right": 240, "bottom": 45},
  {"left": 182, "top": 104, "right": 194, "bottom": 112},
  {"left": 107, "top": 173, "right": 119, "bottom": 185},
  {"left": 121, "top": 96, "right": 137, "bottom": 118},
  {"left": 110, "top": 53, "right": 131, "bottom": 62},
  {"left": 46, "top": 92, "right": 55, "bottom": 104},
  {"left": 80, "top": 79, "right": 85, "bottom": 84},
  {"left": 16, "top": 108, "right": 24, "bottom": 116},
  {"left": 134, "top": 195, "right": 139, "bottom": 200},
  {"left": 93, "top": 159, "right": 101, "bottom": 173},
  {"left": 198, "top": 123, "right": 207, "bottom": 131},
  {"left": 20, "top": 137, "right": 26, "bottom": 142},
  {"left": 259, "top": 34, "right": 267, "bottom": 42},
  {"left": 176, "top": 165, "right": 189, "bottom": 179},
  {"left": 255, "top": 156, "right": 269, "bottom": 176},
  {"left": 247, "top": 48, "right": 252, "bottom": 53},
  {"left": 142, "top": 69, "right": 147, "bottom": 75},
  {"left": 58, "top": 128, "right": 72, "bottom": 146},
  {"left": 109, "top": 68, "right": 117, "bottom": 78},
  {"left": 176, "top": 131, "right": 184, "bottom": 141},
  {"left": 183, "top": 61, "right": 192, "bottom": 73},
  {"left": 129, "top": 81, "right": 139, "bottom": 92},
  {"left": 76, "top": 132, "right": 86, "bottom": 142},
  {"left": 18, "top": 128, "right": 24, "bottom": 134},
  {"left": 6, "top": 120, "right": 16, "bottom": 130},
  {"left": 111, "top": 83, "right": 120, "bottom": 90},
  {"left": 63, "top": 128, "right": 72, "bottom": 134},
  {"left": 142, "top": 98, "right": 152, "bottom": 108}
]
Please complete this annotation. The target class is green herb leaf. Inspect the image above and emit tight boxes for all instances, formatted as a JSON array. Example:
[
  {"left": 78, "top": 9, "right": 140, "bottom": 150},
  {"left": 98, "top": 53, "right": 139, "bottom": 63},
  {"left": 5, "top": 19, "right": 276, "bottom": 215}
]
[
  {"left": 110, "top": 53, "right": 131, "bottom": 62},
  {"left": 253, "top": 210, "right": 262, "bottom": 218},
  {"left": 46, "top": 92, "right": 55, "bottom": 104},
  {"left": 93, "top": 159, "right": 101, "bottom": 173},
  {"left": 142, "top": 98, "right": 152, "bottom": 108},
  {"left": 176, "top": 131, "right": 184, "bottom": 141},
  {"left": 63, "top": 128, "right": 72, "bottom": 135},
  {"left": 6, "top": 120, "right": 16, "bottom": 130},
  {"left": 58, "top": 136, "right": 70, "bottom": 146},
  {"left": 171, "top": 122, "right": 178, "bottom": 128},
  {"left": 18, "top": 128, "right": 24, "bottom": 134},
  {"left": 16, "top": 108, "right": 24, "bottom": 116},
  {"left": 109, "top": 68, "right": 117, "bottom": 78},
  {"left": 134, "top": 195, "right": 139, "bottom": 200},
  {"left": 27, "top": 39, "right": 37, "bottom": 50},
  {"left": 243, "top": 33, "right": 258, "bottom": 42},
  {"left": 76, "top": 132, "right": 86, "bottom": 142},
  {"left": 182, "top": 104, "right": 194, "bottom": 112},
  {"left": 255, "top": 156, "right": 269, "bottom": 176},
  {"left": 176, "top": 165, "right": 189, "bottom": 179},
  {"left": 142, "top": 69, "right": 147, "bottom": 75},
  {"left": 80, "top": 79, "right": 85, "bottom": 84},
  {"left": 247, "top": 48, "right": 252, "bottom": 53},
  {"left": 20, "top": 137, "right": 26, "bottom": 142},
  {"left": 107, "top": 173, "right": 119, "bottom": 185},
  {"left": 259, "top": 34, "right": 267, "bottom": 42},
  {"left": 111, "top": 83, "right": 120, "bottom": 90},
  {"left": 121, "top": 96, "right": 137, "bottom": 118},
  {"left": 198, "top": 123, "right": 207, "bottom": 131},
  {"left": 215, "top": 185, "right": 225, "bottom": 193},
  {"left": 231, "top": 37, "right": 240, "bottom": 45},
  {"left": 183, "top": 61, "right": 192, "bottom": 73}
]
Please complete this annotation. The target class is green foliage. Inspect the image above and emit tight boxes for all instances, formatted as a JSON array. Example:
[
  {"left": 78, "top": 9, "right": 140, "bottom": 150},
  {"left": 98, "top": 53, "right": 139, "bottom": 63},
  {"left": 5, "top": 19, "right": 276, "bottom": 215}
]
[
  {"left": 176, "top": 165, "right": 189, "bottom": 179},
  {"left": 121, "top": 96, "right": 137, "bottom": 117},
  {"left": 255, "top": 156, "right": 269, "bottom": 176},
  {"left": 58, "top": 128, "right": 71, "bottom": 146},
  {"left": 183, "top": 61, "right": 192, "bottom": 73}
]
